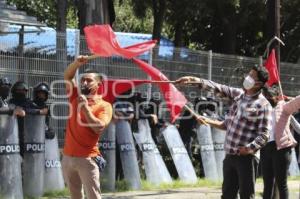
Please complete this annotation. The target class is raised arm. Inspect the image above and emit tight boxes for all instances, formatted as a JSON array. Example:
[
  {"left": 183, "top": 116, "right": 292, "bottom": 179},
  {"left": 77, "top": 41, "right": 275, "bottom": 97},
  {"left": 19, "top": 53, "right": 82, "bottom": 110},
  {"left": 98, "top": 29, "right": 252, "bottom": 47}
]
[
  {"left": 64, "top": 55, "right": 88, "bottom": 91},
  {"left": 283, "top": 95, "right": 300, "bottom": 115},
  {"left": 175, "top": 76, "right": 243, "bottom": 99}
]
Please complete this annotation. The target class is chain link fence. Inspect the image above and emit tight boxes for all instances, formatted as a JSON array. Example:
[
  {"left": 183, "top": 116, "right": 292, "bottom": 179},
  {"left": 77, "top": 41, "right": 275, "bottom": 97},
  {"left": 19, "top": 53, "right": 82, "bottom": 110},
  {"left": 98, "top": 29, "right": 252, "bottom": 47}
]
[{"left": 1, "top": 29, "right": 300, "bottom": 146}]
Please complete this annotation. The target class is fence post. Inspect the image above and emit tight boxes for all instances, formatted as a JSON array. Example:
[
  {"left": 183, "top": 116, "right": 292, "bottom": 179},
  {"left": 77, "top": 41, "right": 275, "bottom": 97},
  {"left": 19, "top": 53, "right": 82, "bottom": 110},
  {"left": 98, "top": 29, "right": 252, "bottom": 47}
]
[
  {"left": 259, "top": 56, "right": 263, "bottom": 66},
  {"left": 74, "top": 30, "right": 80, "bottom": 85},
  {"left": 147, "top": 49, "right": 153, "bottom": 101},
  {"left": 208, "top": 50, "right": 212, "bottom": 81}
]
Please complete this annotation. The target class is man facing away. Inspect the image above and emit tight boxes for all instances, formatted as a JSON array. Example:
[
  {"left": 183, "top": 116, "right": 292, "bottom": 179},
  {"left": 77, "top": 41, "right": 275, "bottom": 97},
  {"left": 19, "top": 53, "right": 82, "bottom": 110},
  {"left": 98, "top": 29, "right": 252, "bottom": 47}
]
[
  {"left": 62, "top": 55, "right": 113, "bottom": 199},
  {"left": 176, "top": 66, "right": 272, "bottom": 199}
]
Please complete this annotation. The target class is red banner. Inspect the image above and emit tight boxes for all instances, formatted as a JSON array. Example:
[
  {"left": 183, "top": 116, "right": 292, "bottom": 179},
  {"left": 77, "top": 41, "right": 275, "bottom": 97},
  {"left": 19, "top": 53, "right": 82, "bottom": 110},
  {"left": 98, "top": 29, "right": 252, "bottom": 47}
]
[{"left": 84, "top": 25, "right": 156, "bottom": 59}]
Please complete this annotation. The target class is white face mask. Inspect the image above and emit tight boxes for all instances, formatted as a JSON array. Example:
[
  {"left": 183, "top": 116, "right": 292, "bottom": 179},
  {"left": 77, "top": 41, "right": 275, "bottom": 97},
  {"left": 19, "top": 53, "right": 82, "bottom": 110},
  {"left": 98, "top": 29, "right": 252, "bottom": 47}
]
[{"left": 243, "top": 75, "right": 255, "bottom": 90}]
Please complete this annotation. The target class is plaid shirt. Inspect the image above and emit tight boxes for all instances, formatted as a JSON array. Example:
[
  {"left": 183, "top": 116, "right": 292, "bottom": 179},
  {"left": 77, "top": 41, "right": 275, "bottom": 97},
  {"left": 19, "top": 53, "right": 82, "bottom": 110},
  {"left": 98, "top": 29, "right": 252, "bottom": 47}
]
[{"left": 200, "top": 79, "right": 272, "bottom": 155}]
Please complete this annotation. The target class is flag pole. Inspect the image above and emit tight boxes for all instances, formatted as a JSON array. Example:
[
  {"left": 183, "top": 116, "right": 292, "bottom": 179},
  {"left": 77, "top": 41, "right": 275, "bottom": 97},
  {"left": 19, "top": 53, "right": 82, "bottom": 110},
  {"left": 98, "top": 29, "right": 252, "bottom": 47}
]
[
  {"left": 87, "top": 54, "right": 100, "bottom": 60},
  {"left": 183, "top": 104, "right": 208, "bottom": 125}
]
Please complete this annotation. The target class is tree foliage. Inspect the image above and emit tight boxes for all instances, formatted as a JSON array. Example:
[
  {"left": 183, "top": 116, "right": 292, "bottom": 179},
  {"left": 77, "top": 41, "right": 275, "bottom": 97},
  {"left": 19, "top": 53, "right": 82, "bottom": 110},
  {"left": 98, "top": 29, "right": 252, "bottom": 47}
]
[
  {"left": 7, "top": 0, "right": 77, "bottom": 29},
  {"left": 6, "top": 0, "right": 300, "bottom": 62}
]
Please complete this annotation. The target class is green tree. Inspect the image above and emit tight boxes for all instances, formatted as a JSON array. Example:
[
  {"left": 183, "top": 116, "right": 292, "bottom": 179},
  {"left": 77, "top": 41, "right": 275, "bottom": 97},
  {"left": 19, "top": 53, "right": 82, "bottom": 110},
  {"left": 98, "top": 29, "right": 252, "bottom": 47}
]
[
  {"left": 130, "top": 0, "right": 167, "bottom": 43},
  {"left": 7, "top": 0, "right": 77, "bottom": 29}
]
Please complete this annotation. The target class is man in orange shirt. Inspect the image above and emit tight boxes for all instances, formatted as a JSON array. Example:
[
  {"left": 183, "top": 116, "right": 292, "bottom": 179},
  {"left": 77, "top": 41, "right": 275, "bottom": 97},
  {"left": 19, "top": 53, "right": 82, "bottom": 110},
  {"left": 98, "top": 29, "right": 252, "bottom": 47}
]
[{"left": 62, "top": 55, "right": 112, "bottom": 199}]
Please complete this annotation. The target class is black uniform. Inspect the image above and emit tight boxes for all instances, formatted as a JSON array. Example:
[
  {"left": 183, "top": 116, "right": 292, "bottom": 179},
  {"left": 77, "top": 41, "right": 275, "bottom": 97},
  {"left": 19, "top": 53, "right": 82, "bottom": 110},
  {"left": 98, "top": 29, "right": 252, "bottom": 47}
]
[
  {"left": 9, "top": 81, "right": 40, "bottom": 156},
  {"left": 32, "top": 82, "right": 54, "bottom": 139}
]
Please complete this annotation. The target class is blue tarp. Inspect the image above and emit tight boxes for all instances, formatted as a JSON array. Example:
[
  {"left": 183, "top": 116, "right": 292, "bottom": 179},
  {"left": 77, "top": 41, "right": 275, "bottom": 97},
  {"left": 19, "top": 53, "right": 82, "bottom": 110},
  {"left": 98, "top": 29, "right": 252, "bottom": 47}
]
[{"left": 0, "top": 25, "right": 185, "bottom": 59}]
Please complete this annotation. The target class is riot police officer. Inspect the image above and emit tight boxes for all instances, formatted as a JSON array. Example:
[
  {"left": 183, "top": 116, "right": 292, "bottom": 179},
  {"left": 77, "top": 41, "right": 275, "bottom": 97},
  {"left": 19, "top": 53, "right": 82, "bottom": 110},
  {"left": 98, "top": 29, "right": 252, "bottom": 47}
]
[
  {"left": 9, "top": 81, "right": 43, "bottom": 156},
  {"left": 0, "top": 77, "right": 25, "bottom": 116},
  {"left": 32, "top": 82, "right": 54, "bottom": 139}
]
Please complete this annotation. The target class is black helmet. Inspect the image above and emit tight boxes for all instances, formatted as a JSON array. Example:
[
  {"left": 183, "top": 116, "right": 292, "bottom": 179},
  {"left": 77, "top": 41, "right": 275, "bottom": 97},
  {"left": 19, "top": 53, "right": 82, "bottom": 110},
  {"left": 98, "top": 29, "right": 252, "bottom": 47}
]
[
  {"left": 33, "top": 82, "right": 50, "bottom": 95},
  {"left": 11, "top": 81, "right": 28, "bottom": 93},
  {"left": 0, "top": 77, "right": 11, "bottom": 87}
]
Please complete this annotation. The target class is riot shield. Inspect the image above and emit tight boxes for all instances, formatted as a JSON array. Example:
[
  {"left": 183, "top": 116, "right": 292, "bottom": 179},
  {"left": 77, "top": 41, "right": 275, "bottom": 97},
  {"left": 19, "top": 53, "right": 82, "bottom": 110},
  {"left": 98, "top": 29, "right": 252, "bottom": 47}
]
[
  {"left": 22, "top": 115, "right": 45, "bottom": 198},
  {"left": 116, "top": 120, "right": 141, "bottom": 190},
  {"left": 289, "top": 147, "right": 300, "bottom": 176},
  {"left": 44, "top": 134, "right": 65, "bottom": 192},
  {"left": 133, "top": 119, "right": 172, "bottom": 185},
  {"left": 0, "top": 114, "right": 23, "bottom": 199},
  {"left": 196, "top": 124, "right": 218, "bottom": 180},
  {"left": 211, "top": 127, "right": 226, "bottom": 179},
  {"left": 161, "top": 124, "right": 197, "bottom": 183},
  {"left": 99, "top": 122, "right": 116, "bottom": 191}
]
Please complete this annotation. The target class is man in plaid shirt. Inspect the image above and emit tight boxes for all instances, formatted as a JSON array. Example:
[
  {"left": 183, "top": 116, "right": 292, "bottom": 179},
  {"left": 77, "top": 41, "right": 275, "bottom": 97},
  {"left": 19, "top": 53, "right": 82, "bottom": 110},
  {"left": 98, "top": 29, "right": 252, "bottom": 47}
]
[{"left": 176, "top": 66, "right": 272, "bottom": 199}]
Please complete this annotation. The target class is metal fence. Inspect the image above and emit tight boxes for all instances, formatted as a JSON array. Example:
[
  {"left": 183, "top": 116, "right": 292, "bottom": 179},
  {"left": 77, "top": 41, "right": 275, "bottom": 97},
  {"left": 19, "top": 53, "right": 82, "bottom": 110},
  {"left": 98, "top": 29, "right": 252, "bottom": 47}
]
[{"left": 1, "top": 30, "right": 300, "bottom": 146}]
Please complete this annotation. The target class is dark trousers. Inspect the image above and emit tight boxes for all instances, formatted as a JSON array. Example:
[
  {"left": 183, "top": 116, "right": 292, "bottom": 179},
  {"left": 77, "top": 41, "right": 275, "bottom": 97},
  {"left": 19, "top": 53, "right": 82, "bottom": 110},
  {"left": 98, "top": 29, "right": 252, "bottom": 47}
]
[
  {"left": 221, "top": 154, "right": 258, "bottom": 199},
  {"left": 260, "top": 141, "right": 291, "bottom": 199}
]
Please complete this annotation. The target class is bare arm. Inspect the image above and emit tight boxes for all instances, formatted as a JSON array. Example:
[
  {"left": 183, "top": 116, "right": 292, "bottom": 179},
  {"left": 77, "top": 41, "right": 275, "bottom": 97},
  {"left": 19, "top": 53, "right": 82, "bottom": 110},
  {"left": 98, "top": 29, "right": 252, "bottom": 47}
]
[
  {"left": 64, "top": 55, "right": 88, "bottom": 91},
  {"left": 196, "top": 116, "right": 226, "bottom": 130}
]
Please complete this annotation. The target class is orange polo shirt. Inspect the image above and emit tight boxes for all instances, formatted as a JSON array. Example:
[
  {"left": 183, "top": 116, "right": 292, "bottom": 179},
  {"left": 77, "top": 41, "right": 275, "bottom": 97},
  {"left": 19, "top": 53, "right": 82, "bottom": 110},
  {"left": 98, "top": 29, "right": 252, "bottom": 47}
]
[{"left": 63, "top": 87, "right": 112, "bottom": 157}]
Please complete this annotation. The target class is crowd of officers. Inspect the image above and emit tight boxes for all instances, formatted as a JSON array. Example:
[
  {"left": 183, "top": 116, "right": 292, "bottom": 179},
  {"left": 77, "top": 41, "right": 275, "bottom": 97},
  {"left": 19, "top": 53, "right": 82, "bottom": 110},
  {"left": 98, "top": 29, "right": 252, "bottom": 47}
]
[{"left": 0, "top": 77, "right": 53, "bottom": 156}]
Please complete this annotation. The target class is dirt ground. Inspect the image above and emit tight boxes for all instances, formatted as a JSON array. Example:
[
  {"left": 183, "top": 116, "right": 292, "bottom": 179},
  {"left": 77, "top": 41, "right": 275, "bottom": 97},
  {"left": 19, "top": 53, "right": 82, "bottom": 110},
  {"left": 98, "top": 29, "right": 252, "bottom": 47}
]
[{"left": 101, "top": 181, "right": 300, "bottom": 199}]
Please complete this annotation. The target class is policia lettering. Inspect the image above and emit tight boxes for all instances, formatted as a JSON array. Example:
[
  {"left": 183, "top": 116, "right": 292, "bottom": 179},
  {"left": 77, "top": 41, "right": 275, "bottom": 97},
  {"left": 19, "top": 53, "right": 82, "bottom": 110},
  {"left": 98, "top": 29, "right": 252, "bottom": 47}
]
[
  {"left": 141, "top": 143, "right": 159, "bottom": 153},
  {"left": 24, "top": 143, "right": 45, "bottom": 153},
  {"left": 120, "top": 143, "right": 135, "bottom": 152},
  {"left": 45, "top": 160, "right": 61, "bottom": 168},
  {"left": 99, "top": 141, "right": 115, "bottom": 150},
  {"left": 0, "top": 144, "right": 20, "bottom": 154}
]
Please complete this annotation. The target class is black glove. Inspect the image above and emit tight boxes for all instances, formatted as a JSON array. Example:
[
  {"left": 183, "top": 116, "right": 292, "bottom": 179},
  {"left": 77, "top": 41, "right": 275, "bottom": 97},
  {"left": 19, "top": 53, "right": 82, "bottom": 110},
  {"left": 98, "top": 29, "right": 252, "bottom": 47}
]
[{"left": 45, "top": 128, "right": 55, "bottom": 139}]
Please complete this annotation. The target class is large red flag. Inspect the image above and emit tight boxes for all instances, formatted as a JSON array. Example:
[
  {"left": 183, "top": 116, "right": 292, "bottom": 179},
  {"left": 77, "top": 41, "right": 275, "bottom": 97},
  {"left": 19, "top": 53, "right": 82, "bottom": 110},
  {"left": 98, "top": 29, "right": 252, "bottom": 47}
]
[
  {"left": 132, "top": 58, "right": 187, "bottom": 123},
  {"left": 264, "top": 49, "right": 280, "bottom": 86},
  {"left": 98, "top": 79, "right": 150, "bottom": 103},
  {"left": 84, "top": 25, "right": 157, "bottom": 59}
]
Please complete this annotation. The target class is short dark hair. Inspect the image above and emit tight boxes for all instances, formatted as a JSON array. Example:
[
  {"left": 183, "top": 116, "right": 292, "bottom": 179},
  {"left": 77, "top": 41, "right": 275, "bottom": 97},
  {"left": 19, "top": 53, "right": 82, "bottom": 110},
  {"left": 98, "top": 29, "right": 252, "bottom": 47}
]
[
  {"left": 252, "top": 66, "right": 269, "bottom": 85},
  {"left": 82, "top": 68, "right": 102, "bottom": 81}
]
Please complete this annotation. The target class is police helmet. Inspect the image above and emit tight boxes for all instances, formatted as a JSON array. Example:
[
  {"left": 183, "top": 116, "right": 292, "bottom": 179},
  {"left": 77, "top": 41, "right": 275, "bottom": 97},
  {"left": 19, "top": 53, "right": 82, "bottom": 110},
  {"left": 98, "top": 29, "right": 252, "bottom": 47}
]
[
  {"left": 11, "top": 81, "right": 28, "bottom": 93},
  {"left": 0, "top": 77, "right": 12, "bottom": 87},
  {"left": 33, "top": 82, "right": 50, "bottom": 95}
]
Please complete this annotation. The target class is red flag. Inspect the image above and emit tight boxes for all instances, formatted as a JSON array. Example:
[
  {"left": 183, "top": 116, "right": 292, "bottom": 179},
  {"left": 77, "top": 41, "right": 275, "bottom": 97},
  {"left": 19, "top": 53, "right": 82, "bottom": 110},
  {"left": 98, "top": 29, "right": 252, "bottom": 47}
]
[
  {"left": 132, "top": 58, "right": 187, "bottom": 123},
  {"left": 84, "top": 25, "right": 157, "bottom": 59},
  {"left": 98, "top": 79, "right": 150, "bottom": 103},
  {"left": 264, "top": 49, "right": 280, "bottom": 86}
]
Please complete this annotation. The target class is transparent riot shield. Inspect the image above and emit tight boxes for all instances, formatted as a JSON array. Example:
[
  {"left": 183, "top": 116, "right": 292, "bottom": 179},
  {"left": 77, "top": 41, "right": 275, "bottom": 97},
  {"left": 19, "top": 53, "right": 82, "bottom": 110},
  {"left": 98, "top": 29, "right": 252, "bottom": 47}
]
[
  {"left": 133, "top": 119, "right": 172, "bottom": 185},
  {"left": 211, "top": 127, "right": 226, "bottom": 179},
  {"left": 0, "top": 114, "right": 23, "bottom": 199},
  {"left": 116, "top": 120, "right": 141, "bottom": 190},
  {"left": 44, "top": 134, "right": 65, "bottom": 192},
  {"left": 196, "top": 124, "right": 218, "bottom": 180},
  {"left": 22, "top": 115, "right": 45, "bottom": 198},
  {"left": 99, "top": 122, "right": 116, "bottom": 191},
  {"left": 161, "top": 124, "right": 197, "bottom": 183}
]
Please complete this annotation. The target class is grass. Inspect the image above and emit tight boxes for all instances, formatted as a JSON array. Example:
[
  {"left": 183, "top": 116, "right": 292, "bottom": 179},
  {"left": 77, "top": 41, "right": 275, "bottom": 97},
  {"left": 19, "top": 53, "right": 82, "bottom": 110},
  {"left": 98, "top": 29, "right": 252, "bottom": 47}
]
[
  {"left": 102, "top": 178, "right": 222, "bottom": 193},
  {"left": 41, "top": 189, "right": 70, "bottom": 198},
  {"left": 142, "top": 179, "right": 222, "bottom": 191}
]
